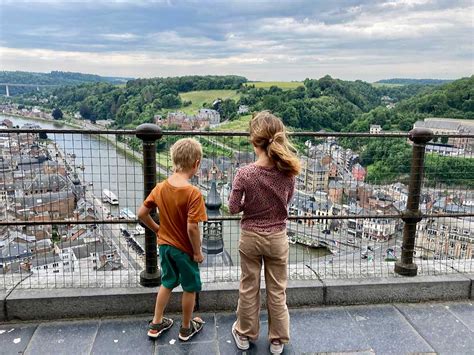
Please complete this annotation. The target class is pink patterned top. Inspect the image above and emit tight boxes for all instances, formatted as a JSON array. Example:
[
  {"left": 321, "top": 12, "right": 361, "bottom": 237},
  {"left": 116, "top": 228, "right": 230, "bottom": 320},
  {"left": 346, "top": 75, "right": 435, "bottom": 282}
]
[{"left": 228, "top": 163, "right": 295, "bottom": 233}]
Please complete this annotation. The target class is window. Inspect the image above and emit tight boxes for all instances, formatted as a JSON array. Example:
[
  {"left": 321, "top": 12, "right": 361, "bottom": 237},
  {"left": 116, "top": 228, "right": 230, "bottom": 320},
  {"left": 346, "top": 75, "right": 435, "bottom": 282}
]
[
  {"left": 53, "top": 263, "right": 58, "bottom": 267},
  {"left": 53, "top": 270, "right": 60, "bottom": 273}
]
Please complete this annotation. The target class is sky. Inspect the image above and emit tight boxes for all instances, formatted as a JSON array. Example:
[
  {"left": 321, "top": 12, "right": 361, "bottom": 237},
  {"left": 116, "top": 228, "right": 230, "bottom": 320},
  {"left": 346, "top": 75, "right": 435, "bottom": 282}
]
[{"left": 0, "top": 0, "right": 473, "bottom": 82}]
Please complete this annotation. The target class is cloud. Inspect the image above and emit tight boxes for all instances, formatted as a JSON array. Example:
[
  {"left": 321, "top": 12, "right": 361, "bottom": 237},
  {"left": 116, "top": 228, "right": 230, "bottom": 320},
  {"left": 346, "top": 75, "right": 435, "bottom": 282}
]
[
  {"left": 0, "top": 0, "right": 472, "bottom": 81},
  {"left": 101, "top": 33, "right": 140, "bottom": 41}
]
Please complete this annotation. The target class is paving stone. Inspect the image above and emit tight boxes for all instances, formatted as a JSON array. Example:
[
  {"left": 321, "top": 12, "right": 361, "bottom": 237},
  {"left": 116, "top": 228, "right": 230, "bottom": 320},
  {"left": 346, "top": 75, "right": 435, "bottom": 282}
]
[
  {"left": 289, "top": 308, "right": 372, "bottom": 354},
  {"left": 216, "top": 312, "right": 297, "bottom": 354},
  {"left": 346, "top": 304, "right": 434, "bottom": 355},
  {"left": 445, "top": 301, "right": 474, "bottom": 331},
  {"left": 91, "top": 317, "right": 154, "bottom": 355},
  {"left": 24, "top": 320, "right": 99, "bottom": 355},
  {"left": 153, "top": 313, "right": 216, "bottom": 348},
  {"left": 156, "top": 341, "right": 219, "bottom": 354},
  {"left": 0, "top": 323, "right": 37, "bottom": 355},
  {"left": 397, "top": 303, "right": 474, "bottom": 354}
]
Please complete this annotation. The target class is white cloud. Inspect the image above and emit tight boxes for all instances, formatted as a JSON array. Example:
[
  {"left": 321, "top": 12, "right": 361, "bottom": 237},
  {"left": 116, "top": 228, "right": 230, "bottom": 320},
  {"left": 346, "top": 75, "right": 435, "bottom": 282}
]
[
  {"left": 258, "top": 5, "right": 472, "bottom": 40},
  {"left": 101, "top": 33, "right": 139, "bottom": 41},
  {"left": 381, "top": 0, "right": 432, "bottom": 8},
  {"left": 1, "top": 45, "right": 471, "bottom": 81},
  {"left": 1, "top": 1, "right": 472, "bottom": 80}
]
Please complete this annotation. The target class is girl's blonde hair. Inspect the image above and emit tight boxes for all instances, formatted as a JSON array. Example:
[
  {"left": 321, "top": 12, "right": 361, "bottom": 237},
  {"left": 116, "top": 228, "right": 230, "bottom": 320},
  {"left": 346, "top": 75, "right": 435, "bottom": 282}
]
[{"left": 249, "top": 111, "right": 301, "bottom": 176}]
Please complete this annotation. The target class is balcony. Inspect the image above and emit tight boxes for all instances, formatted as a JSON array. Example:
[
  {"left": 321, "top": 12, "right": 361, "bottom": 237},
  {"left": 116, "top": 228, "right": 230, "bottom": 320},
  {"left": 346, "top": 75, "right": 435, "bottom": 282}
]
[{"left": 0, "top": 122, "right": 472, "bottom": 314}]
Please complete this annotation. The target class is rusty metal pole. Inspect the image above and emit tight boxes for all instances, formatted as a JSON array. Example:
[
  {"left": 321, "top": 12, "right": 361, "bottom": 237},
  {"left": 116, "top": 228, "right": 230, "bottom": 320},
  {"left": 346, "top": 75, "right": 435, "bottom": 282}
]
[
  {"left": 136, "top": 123, "right": 162, "bottom": 287},
  {"left": 394, "top": 127, "right": 433, "bottom": 276}
]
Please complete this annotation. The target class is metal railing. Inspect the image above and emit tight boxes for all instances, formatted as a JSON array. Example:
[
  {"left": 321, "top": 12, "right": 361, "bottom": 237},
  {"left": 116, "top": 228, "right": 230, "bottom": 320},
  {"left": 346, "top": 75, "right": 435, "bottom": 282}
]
[{"left": 0, "top": 120, "right": 472, "bottom": 290}]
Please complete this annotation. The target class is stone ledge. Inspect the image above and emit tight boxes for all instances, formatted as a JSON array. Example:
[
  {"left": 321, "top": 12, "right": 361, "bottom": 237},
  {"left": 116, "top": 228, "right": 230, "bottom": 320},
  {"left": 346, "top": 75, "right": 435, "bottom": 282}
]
[
  {"left": 467, "top": 274, "right": 474, "bottom": 300},
  {"left": 3, "top": 276, "right": 470, "bottom": 321},
  {"left": 6, "top": 287, "right": 159, "bottom": 321},
  {"left": 0, "top": 291, "right": 6, "bottom": 322},
  {"left": 325, "top": 274, "right": 471, "bottom": 305}
]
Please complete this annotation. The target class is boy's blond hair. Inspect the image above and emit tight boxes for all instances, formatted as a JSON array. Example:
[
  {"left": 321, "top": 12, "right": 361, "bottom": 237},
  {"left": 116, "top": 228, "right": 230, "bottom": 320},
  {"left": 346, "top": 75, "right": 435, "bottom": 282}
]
[{"left": 170, "top": 138, "right": 203, "bottom": 172}]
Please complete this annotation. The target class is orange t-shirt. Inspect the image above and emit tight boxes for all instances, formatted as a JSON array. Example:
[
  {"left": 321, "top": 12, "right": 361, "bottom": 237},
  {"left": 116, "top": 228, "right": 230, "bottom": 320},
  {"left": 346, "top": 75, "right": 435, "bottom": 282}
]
[{"left": 144, "top": 180, "right": 208, "bottom": 256}]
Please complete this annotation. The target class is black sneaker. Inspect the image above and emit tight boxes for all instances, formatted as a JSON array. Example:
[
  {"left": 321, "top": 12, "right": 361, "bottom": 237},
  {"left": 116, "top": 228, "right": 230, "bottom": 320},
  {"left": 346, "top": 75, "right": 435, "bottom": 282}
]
[
  {"left": 178, "top": 317, "right": 205, "bottom": 341},
  {"left": 147, "top": 317, "right": 174, "bottom": 338}
]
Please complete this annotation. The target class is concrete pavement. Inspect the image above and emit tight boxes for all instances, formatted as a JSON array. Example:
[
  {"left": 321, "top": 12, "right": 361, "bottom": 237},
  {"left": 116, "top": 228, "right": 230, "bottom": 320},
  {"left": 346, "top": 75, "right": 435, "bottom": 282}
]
[{"left": 1, "top": 301, "right": 473, "bottom": 354}]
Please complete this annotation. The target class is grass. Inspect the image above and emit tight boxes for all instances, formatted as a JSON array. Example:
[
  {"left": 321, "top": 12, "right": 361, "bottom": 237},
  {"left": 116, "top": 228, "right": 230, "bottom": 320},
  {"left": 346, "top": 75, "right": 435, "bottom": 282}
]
[
  {"left": 213, "top": 115, "right": 253, "bottom": 152},
  {"left": 179, "top": 90, "right": 240, "bottom": 114},
  {"left": 157, "top": 152, "right": 172, "bottom": 170},
  {"left": 246, "top": 81, "right": 303, "bottom": 90},
  {"left": 214, "top": 114, "right": 252, "bottom": 131}
]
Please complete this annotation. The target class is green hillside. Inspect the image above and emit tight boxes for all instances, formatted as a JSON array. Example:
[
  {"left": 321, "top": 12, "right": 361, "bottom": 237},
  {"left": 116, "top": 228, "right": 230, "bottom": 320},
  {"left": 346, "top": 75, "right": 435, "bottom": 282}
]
[{"left": 179, "top": 90, "right": 240, "bottom": 114}]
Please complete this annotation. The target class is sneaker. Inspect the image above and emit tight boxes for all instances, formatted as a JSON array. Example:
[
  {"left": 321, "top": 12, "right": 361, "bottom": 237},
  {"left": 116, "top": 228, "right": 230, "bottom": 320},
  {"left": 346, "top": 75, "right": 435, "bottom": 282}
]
[
  {"left": 270, "top": 340, "right": 284, "bottom": 354},
  {"left": 147, "top": 317, "right": 174, "bottom": 338},
  {"left": 231, "top": 321, "right": 250, "bottom": 350},
  {"left": 179, "top": 317, "right": 205, "bottom": 341}
]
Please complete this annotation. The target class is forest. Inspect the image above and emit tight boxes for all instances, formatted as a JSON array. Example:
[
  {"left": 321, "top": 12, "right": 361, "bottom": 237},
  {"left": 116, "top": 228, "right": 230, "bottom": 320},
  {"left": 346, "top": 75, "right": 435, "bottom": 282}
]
[{"left": 4, "top": 73, "right": 473, "bottom": 186}]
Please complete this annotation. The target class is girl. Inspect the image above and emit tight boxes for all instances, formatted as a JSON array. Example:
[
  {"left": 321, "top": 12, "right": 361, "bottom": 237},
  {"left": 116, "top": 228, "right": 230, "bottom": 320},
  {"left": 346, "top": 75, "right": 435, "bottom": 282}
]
[{"left": 228, "top": 111, "right": 301, "bottom": 354}]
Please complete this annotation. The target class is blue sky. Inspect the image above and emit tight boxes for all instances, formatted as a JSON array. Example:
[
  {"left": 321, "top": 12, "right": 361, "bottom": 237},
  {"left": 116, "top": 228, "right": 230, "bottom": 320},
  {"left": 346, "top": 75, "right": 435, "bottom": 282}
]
[{"left": 0, "top": 0, "right": 473, "bottom": 81}]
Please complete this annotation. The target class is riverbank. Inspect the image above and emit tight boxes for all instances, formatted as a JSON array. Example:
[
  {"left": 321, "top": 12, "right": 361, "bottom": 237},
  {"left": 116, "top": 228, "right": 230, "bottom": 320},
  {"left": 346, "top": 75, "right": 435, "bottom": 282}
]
[{"left": 3, "top": 112, "right": 147, "bottom": 169}]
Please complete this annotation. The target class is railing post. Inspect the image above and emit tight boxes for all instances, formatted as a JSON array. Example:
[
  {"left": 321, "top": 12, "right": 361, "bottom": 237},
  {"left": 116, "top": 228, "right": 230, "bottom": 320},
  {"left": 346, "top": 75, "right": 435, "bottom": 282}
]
[
  {"left": 136, "top": 123, "right": 162, "bottom": 287},
  {"left": 395, "top": 127, "right": 433, "bottom": 276}
]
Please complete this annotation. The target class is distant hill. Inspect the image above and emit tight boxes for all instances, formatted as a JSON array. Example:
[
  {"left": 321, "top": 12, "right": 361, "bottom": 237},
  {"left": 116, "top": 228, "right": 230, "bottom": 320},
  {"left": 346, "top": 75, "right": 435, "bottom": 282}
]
[
  {"left": 375, "top": 78, "right": 453, "bottom": 86},
  {"left": 0, "top": 71, "right": 131, "bottom": 94},
  {"left": 347, "top": 76, "right": 474, "bottom": 133},
  {"left": 0, "top": 71, "right": 132, "bottom": 96}
]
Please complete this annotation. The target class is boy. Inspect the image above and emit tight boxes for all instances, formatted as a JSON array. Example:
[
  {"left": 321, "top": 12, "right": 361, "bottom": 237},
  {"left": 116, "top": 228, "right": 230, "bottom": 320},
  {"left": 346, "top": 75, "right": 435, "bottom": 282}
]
[{"left": 137, "top": 138, "right": 207, "bottom": 341}]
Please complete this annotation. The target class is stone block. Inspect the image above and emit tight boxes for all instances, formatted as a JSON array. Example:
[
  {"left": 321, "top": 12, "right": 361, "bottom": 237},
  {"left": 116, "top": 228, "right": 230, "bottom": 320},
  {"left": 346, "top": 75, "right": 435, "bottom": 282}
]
[
  {"left": 7, "top": 287, "right": 159, "bottom": 321},
  {"left": 90, "top": 317, "right": 154, "bottom": 355},
  {"left": 446, "top": 302, "right": 474, "bottom": 331},
  {"left": 0, "top": 291, "right": 6, "bottom": 321},
  {"left": 325, "top": 274, "right": 471, "bottom": 305},
  {"left": 397, "top": 302, "right": 474, "bottom": 354},
  {"left": 289, "top": 307, "right": 372, "bottom": 353},
  {"left": 286, "top": 279, "right": 324, "bottom": 307},
  {"left": 25, "top": 320, "right": 99, "bottom": 354},
  {"left": 468, "top": 274, "right": 474, "bottom": 300},
  {"left": 0, "top": 322, "right": 37, "bottom": 353},
  {"left": 346, "top": 304, "right": 434, "bottom": 354}
]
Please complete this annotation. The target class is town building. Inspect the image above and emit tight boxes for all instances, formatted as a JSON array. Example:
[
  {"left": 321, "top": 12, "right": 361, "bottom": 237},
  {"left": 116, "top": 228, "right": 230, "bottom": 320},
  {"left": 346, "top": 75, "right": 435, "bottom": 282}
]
[
  {"left": 416, "top": 217, "right": 473, "bottom": 260},
  {"left": 370, "top": 125, "right": 382, "bottom": 134},
  {"left": 301, "top": 159, "right": 329, "bottom": 193},
  {"left": 413, "top": 118, "right": 474, "bottom": 152}
]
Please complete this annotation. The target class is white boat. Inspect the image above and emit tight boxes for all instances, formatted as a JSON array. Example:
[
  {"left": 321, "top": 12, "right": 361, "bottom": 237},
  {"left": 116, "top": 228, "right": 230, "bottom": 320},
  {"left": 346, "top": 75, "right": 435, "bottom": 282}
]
[
  {"left": 102, "top": 189, "right": 119, "bottom": 205},
  {"left": 133, "top": 224, "right": 145, "bottom": 235},
  {"left": 120, "top": 208, "right": 136, "bottom": 219}
]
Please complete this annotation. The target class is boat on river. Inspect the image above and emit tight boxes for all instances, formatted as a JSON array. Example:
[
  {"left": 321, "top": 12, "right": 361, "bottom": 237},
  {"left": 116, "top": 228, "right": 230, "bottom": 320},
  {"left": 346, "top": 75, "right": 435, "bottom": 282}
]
[
  {"left": 102, "top": 189, "right": 119, "bottom": 205},
  {"left": 120, "top": 208, "right": 136, "bottom": 219}
]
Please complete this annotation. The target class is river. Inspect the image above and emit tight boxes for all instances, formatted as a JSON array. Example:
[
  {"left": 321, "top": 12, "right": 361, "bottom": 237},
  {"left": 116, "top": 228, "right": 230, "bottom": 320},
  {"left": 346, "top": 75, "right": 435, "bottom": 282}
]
[{"left": 2, "top": 114, "right": 329, "bottom": 263}]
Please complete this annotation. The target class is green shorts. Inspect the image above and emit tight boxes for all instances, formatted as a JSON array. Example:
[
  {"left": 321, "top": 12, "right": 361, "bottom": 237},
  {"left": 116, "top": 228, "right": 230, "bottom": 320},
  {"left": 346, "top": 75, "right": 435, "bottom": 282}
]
[{"left": 159, "top": 244, "right": 202, "bottom": 292}]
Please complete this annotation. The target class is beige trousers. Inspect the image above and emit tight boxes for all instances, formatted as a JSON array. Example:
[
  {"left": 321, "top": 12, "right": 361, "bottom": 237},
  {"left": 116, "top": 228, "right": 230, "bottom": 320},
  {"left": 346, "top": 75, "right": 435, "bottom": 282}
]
[{"left": 235, "top": 229, "right": 290, "bottom": 343}]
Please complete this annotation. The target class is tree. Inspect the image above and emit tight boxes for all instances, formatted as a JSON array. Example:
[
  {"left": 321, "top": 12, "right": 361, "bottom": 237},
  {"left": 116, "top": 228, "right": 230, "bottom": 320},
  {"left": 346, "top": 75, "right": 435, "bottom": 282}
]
[
  {"left": 79, "top": 103, "right": 93, "bottom": 120},
  {"left": 51, "top": 225, "right": 60, "bottom": 243},
  {"left": 51, "top": 108, "right": 63, "bottom": 120},
  {"left": 218, "top": 99, "right": 238, "bottom": 120}
]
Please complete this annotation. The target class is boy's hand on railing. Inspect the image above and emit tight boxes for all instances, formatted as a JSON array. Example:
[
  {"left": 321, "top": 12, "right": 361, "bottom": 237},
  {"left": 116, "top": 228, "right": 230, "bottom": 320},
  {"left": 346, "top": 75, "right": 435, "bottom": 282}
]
[{"left": 193, "top": 251, "right": 204, "bottom": 263}]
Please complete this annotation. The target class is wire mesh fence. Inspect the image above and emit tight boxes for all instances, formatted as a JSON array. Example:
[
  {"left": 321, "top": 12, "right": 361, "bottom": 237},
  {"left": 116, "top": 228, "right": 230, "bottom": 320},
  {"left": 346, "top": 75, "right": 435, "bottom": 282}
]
[{"left": 0, "top": 120, "right": 472, "bottom": 290}]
